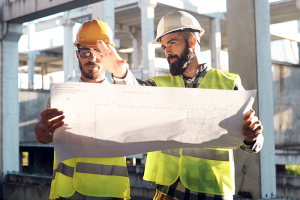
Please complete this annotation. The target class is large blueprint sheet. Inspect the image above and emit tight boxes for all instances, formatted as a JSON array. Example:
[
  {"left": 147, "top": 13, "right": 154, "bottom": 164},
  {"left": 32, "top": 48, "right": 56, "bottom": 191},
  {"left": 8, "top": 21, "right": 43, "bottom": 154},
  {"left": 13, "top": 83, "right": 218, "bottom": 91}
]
[{"left": 51, "top": 82, "right": 256, "bottom": 163}]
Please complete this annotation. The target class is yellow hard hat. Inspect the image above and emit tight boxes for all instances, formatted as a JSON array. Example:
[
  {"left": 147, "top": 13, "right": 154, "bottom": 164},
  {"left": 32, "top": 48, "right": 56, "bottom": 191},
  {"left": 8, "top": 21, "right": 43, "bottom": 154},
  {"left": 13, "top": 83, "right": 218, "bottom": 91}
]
[
  {"left": 152, "top": 11, "right": 205, "bottom": 44},
  {"left": 74, "top": 19, "right": 115, "bottom": 47}
]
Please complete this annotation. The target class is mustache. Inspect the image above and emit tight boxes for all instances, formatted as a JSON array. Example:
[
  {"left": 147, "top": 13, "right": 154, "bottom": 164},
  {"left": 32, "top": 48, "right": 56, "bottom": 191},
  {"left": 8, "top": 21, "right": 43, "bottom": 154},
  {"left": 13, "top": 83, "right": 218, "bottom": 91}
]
[
  {"left": 85, "top": 61, "right": 98, "bottom": 66},
  {"left": 167, "top": 55, "right": 179, "bottom": 63}
]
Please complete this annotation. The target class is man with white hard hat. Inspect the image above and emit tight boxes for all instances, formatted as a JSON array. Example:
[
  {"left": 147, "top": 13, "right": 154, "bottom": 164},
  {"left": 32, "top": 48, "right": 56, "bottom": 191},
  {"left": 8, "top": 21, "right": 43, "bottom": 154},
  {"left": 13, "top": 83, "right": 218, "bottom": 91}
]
[
  {"left": 35, "top": 19, "right": 132, "bottom": 200},
  {"left": 109, "top": 11, "right": 264, "bottom": 200}
]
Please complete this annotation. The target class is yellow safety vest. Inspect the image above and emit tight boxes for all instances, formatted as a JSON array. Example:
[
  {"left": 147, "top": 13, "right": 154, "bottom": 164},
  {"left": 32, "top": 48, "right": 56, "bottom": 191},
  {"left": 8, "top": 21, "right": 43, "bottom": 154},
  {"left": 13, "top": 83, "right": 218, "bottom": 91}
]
[
  {"left": 144, "top": 68, "right": 237, "bottom": 195},
  {"left": 50, "top": 152, "right": 130, "bottom": 199}
]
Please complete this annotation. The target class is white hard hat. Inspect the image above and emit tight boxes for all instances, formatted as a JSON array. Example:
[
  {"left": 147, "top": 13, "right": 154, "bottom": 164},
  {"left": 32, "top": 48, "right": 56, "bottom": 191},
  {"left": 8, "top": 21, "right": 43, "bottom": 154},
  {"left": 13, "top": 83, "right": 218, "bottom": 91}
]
[{"left": 152, "top": 11, "right": 205, "bottom": 44}]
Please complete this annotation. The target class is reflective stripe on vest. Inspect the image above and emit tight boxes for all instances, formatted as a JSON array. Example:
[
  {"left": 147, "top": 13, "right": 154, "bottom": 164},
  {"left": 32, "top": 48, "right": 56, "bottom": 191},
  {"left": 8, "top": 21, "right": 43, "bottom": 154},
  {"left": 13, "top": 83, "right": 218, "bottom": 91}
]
[
  {"left": 182, "top": 148, "right": 230, "bottom": 161},
  {"left": 75, "top": 162, "right": 128, "bottom": 177},
  {"left": 52, "top": 162, "right": 74, "bottom": 180},
  {"left": 145, "top": 69, "right": 237, "bottom": 196},
  {"left": 161, "top": 148, "right": 181, "bottom": 157},
  {"left": 52, "top": 162, "right": 128, "bottom": 179},
  {"left": 50, "top": 152, "right": 130, "bottom": 200}
]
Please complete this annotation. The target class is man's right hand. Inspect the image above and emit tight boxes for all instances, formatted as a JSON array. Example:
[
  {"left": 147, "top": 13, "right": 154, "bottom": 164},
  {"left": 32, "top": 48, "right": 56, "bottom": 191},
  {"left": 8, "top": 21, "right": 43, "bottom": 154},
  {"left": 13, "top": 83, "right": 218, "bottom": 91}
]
[{"left": 35, "top": 108, "right": 65, "bottom": 144}]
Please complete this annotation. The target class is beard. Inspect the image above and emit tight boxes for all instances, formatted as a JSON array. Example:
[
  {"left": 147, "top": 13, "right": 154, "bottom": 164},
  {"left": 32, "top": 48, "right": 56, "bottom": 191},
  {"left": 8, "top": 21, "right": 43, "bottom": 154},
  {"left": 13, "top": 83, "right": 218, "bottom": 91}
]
[
  {"left": 79, "top": 61, "right": 105, "bottom": 80},
  {"left": 167, "top": 45, "right": 195, "bottom": 76}
]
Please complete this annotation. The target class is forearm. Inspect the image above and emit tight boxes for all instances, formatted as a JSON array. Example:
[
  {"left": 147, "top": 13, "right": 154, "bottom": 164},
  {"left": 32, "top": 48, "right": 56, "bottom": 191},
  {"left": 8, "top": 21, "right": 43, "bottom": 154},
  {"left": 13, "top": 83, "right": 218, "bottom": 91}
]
[
  {"left": 35, "top": 122, "right": 53, "bottom": 144},
  {"left": 111, "top": 69, "right": 157, "bottom": 86}
]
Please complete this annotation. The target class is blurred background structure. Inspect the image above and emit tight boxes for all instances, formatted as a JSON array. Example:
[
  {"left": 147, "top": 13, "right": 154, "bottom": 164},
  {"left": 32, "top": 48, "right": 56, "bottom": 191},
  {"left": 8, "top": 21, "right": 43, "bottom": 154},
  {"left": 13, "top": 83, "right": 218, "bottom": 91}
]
[{"left": 0, "top": 0, "right": 300, "bottom": 199}]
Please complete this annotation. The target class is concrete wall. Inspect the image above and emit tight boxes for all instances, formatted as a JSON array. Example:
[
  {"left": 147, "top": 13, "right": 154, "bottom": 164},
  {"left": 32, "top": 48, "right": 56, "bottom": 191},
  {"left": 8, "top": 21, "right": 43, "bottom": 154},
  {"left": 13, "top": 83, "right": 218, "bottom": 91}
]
[
  {"left": 19, "top": 90, "right": 52, "bottom": 147},
  {"left": 277, "top": 175, "right": 300, "bottom": 198},
  {"left": 272, "top": 62, "right": 300, "bottom": 147}
]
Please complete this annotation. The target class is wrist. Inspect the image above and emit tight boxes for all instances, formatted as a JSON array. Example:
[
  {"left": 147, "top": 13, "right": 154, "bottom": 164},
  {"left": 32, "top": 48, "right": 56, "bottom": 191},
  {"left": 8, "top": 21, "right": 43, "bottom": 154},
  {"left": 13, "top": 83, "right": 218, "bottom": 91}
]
[
  {"left": 244, "top": 138, "right": 256, "bottom": 145},
  {"left": 113, "top": 67, "right": 128, "bottom": 79}
]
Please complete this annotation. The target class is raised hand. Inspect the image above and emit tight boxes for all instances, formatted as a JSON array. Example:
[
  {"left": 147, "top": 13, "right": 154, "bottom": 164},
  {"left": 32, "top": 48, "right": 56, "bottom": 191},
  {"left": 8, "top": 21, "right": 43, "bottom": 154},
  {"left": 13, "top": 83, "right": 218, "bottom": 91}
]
[{"left": 90, "top": 40, "right": 127, "bottom": 78}]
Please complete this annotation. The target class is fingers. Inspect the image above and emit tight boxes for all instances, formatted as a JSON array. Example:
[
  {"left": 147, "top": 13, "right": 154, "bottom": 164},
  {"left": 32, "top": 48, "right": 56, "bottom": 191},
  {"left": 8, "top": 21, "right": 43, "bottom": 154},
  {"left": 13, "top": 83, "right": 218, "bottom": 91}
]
[
  {"left": 243, "top": 120, "right": 263, "bottom": 137},
  {"left": 90, "top": 48, "right": 102, "bottom": 60},
  {"left": 40, "top": 108, "right": 65, "bottom": 133},
  {"left": 40, "top": 108, "right": 62, "bottom": 117},
  {"left": 46, "top": 120, "right": 64, "bottom": 134},
  {"left": 243, "top": 109, "right": 255, "bottom": 120},
  {"left": 95, "top": 40, "right": 111, "bottom": 56},
  {"left": 106, "top": 44, "right": 123, "bottom": 60},
  {"left": 242, "top": 109, "right": 263, "bottom": 142}
]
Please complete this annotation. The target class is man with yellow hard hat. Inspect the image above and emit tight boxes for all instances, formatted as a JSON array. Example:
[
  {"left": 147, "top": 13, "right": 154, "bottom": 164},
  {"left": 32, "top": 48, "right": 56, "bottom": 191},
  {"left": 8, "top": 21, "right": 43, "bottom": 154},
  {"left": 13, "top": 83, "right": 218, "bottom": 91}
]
[
  {"left": 96, "top": 11, "right": 264, "bottom": 200},
  {"left": 35, "top": 19, "right": 132, "bottom": 200}
]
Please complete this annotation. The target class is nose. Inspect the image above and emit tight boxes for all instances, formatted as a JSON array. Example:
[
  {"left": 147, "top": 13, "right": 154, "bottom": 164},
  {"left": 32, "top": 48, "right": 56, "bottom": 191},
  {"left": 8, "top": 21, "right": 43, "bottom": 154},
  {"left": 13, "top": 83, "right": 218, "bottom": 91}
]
[
  {"left": 164, "top": 47, "right": 172, "bottom": 57},
  {"left": 88, "top": 53, "right": 97, "bottom": 62}
]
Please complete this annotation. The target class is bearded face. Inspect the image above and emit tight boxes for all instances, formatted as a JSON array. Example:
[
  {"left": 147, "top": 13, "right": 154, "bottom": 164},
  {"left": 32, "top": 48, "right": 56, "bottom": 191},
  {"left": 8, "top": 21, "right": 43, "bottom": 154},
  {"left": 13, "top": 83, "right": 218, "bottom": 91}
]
[
  {"left": 167, "top": 42, "right": 195, "bottom": 76},
  {"left": 79, "top": 60, "right": 106, "bottom": 80}
]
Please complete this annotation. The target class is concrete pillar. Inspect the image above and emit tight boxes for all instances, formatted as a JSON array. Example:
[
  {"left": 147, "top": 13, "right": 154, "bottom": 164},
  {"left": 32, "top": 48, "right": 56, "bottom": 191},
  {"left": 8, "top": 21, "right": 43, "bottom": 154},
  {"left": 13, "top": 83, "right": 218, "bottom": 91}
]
[
  {"left": 1, "top": 23, "right": 23, "bottom": 181},
  {"left": 27, "top": 21, "right": 35, "bottom": 50},
  {"left": 27, "top": 51, "right": 36, "bottom": 89},
  {"left": 62, "top": 13, "right": 75, "bottom": 82},
  {"left": 27, "top": 22, "right": 36, "bottom": 89},
  {"left": 210, "top": 18, "right": 221, "bottom": 70},
  {"left": 42, "top": 63, "right": 48, "bottom": 90},
  {"left": 74, "top": 49, "right": 80, "bottom": 78},
  {"left": 136, "top": 30, "right": 143, "bottom": 69},
  {"left": 130, "top": 33, "right": 139, "bottom": 69},
  {"left": 298, "top": 20, "right": 300, "bottom": 64},
  {"left": 92, "top": 0, "right": 120, "bottom": 82},
  {"left": 227, "top": 0, "right": 276, "bottom": 199},
  {"left": 139, "top": 0, "right": 157, "bottom": 80}
]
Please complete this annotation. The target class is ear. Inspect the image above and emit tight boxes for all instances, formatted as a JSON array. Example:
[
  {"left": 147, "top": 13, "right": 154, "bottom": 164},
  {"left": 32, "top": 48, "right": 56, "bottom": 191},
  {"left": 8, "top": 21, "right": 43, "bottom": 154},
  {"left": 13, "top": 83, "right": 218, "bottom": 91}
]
[
  {"left": 76, "top": 50, "right": 80, "bottom": 60},
  {"left": 188, "top": 36, "right": 197, "bottom": 48}
]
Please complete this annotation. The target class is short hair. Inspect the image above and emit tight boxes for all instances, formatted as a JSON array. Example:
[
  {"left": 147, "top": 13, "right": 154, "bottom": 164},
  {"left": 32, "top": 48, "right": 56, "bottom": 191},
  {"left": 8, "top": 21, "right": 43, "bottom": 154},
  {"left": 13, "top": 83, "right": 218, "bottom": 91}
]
[{"left": 176, "top": 30, "right": 201, "bottom": 47}]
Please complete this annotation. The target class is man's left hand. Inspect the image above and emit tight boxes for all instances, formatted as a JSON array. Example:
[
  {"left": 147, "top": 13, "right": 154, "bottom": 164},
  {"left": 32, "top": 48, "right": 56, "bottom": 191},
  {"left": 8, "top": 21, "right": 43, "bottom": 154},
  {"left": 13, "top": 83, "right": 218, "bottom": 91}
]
[
  {"left": 91, "top": 40, "right": 127, "bottom": 78},
  {"left": 242, "top": 109, "right": 263, "bottom": 144}
]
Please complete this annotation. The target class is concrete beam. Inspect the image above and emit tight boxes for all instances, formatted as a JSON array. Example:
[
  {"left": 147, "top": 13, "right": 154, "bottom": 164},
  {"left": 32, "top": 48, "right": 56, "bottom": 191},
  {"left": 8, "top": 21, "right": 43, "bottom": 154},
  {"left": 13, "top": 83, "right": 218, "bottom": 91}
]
[
  {"left": 116, "top": 24, "right": 137, "bottom": 34},
  {"left": 156, "top": 0, "right": 226, "bottom": 20},
  {"left": 67, "top": 5, "right": 92, "bottom": 20},
  {"left": 115, "top": 0, "right": 140, "bottom": 8},
  {"left": 23, "top": 17, "right": 63, "bottom": 34},
  {"left": 270, "top": 27, "right": 300, "bottom": 43},
  {"left": 275, "top": 149, "right": 300, "bottom": 165},
  {"left": 3, "top": 0, "right": 103, "bottom": 23},
  {"left": 20, "top": 51, "right": 63, "bottom": 58}
]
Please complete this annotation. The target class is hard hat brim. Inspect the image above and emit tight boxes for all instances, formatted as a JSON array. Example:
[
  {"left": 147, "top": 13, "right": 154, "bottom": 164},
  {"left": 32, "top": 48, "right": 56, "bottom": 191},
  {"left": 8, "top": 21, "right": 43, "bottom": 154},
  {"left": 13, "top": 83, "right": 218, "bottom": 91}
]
[
  {"left": 151, "top": 27, "right": 205, "bottom": 44},
  {"left": 74, "top": 41, "right": 115, "bottom": 48}
]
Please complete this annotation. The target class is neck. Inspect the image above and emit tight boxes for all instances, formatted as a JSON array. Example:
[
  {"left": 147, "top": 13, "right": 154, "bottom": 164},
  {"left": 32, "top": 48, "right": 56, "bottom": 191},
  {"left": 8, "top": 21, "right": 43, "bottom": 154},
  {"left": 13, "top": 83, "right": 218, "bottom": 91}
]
[
  {"left": 182, "top": 54, "right": 205, "bottom": 78},
  {"left": 81, "top": 74, "right": 106, "bottom": 83}
]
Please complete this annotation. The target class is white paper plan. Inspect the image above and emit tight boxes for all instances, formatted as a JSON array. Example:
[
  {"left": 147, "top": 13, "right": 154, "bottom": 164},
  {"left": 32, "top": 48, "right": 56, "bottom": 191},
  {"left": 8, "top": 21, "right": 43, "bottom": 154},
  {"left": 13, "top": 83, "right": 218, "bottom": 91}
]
[{"left": 51, "top": 82, "right": 256, "bottom": 163}]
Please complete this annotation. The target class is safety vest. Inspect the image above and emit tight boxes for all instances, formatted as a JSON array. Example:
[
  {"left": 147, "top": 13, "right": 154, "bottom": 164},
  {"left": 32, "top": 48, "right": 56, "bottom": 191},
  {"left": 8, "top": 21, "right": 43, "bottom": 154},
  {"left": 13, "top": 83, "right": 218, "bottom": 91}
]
[
  {"left": 144, "top": 68, "right": 237, "bottom": 196},
  {"left": 50, "top": 152, "right": 130, "bottom": 199}
]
